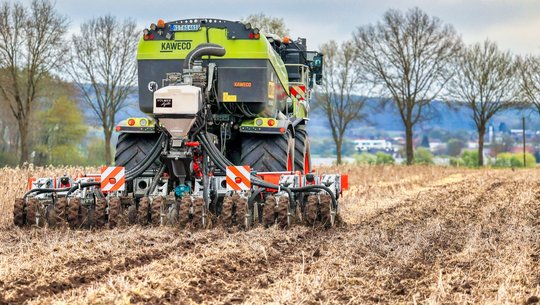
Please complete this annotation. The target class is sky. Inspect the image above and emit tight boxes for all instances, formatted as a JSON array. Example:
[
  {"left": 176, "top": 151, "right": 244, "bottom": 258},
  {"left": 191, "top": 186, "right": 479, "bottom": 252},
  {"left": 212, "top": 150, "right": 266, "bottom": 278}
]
[{"left": 22, "top": 0, "right": 540, "bottom": 54}]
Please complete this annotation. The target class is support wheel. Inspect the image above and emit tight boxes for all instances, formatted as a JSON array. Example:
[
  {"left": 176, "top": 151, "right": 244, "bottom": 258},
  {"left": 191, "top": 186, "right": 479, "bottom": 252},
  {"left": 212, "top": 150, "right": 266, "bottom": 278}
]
[
  {"left": 67, "top": 198, "right": 81, "bottom": 229},
  {"left": 95, "top": 198, "right": 107, "bottom": 228},
  {"left": 138, "top": 197, "right": 150, "bottom": 225},
  {"left": 263, "top": 196, "right": 276, "bottom": 227},
  {"left": 221, "top": 195, "right": 235, "bottom": 227},
  {"left": 151, "top": 196, "right": 164, "bottom": 226},
  {"left": 80, "top": 203, "right": 92, "bottom": 229},
  {"left": 51, "top": 197, "right": 68, "bottom": 228},
  {"left": 276, "top": 196, "right": 291, "bottom": 228},
  {"left": 179, "top": 195, "right": 191, "bottom": 228},
  {"left": 192, "top": 197, "right": 206, "bottom": 229},
  {"left": 13, "top": 198, "right": 26, "bottom": 227},
  {"left": 236, "top": 195, "right": 250, "bottom": 230},
  {"left": 319, "top": 194, "right": 335, "bottom": 228}
]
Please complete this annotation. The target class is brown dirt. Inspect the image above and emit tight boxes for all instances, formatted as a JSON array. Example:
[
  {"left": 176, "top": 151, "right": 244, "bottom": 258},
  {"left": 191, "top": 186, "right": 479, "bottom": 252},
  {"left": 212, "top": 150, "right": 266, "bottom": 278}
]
[{"left": 1, "top": 166, "right": 540, "bottom": 304}]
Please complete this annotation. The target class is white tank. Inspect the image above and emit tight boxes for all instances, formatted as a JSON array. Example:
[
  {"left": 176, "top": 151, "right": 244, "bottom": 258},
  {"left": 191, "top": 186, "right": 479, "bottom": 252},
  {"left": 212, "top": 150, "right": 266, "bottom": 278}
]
[{"left": 153, "top": 85, "right": 202, "bottom": 138}]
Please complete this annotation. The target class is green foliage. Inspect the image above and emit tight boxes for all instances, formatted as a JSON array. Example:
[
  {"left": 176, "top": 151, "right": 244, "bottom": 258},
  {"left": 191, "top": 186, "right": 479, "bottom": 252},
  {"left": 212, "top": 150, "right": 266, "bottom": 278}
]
[
  {"left": 494, "top": 152, "right": 536, "bottom": 168},
  {"left": 34, "top": 96, "right": 87, "bottom": 166},
  {"left": 461, "top": 150, "right": 479, "bottom": 167},
  {"left": 84, "top": 137, "right": 107, "bottom": 166},
  {"left": 446, "top": 138, "right": 465, "bottom": 156},
  {"left": 0, "top": 150, "right": 18, "bottom": 166},
  {"left": 375, "top": 152, "right": 395, "bottom": 164},
  {"left": 354, "top": 152, "right": 395, "bottom": 165},
  {"left": 414, "top": 147, "right": 434, "bottom": 165},
  {"left": 354, "top": 153, "right": 377, "bottom": 165}
]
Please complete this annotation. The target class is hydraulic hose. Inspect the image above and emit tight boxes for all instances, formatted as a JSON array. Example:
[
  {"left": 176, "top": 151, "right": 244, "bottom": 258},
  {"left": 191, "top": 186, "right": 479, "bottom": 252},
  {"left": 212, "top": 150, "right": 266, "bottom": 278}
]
[
  {"left": 125, "top": 132, "right": 167, "bottom": 181},
  {"left": 145, "top": 162, "right": 166, "bottom": 196},
  {"left": 197, "top": 132, "right": 335, "bottom": 207},
  {"left": 24, "top": 182, "right": 101, "bottom": 199}
]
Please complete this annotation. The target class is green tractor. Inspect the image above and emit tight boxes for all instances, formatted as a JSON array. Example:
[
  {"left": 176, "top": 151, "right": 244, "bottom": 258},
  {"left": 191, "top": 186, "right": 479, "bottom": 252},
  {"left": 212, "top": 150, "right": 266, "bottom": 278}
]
[{"left": 14, "top": 18, "right": 346, "bottom": 230}]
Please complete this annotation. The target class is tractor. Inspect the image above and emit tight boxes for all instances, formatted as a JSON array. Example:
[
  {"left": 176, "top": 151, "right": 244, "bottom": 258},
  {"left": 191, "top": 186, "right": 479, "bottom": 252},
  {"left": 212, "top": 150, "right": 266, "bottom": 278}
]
[{"left": 14, "top": 18, "right": 347, "bottom": 229}]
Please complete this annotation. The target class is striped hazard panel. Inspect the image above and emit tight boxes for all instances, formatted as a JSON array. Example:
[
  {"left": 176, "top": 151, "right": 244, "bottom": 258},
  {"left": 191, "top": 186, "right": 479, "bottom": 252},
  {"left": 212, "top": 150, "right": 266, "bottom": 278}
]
[
  {"left": 226, "top": 165, "right": 251, "bottom": 191},
  {"left": 100, "top": 166, "right": 126, "bottom": 192},
  {"left": 290, "top": 85, "right": 306, "bottom": 100}
]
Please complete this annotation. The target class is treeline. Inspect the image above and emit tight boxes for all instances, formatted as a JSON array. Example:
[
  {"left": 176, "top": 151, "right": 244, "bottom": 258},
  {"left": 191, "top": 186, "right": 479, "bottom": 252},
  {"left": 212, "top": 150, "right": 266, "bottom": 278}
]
[
  {"left": 315, "top": 8, "right": 540, "bottom": 166},
  {"left": 0, "top": 0, "right": 137, "bottom": 166}
]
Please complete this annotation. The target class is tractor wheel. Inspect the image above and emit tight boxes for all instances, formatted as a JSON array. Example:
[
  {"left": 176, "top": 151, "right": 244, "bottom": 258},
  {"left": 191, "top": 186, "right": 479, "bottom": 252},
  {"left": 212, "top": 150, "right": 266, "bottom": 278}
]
[
  {"left": 114, "top": 132, "right": 162, "bottom": 192},
  {"left": 294, "top": 128, "right": 311, "bottom": 174},
  {"left": 240, "top": 130, "right": 294, "bottom": 172}
]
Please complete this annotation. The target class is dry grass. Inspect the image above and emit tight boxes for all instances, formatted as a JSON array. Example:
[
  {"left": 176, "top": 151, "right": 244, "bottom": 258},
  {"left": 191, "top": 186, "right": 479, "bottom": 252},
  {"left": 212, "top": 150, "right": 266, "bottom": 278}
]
[{"left": 0, "top": 165, "right": 539, "bottom": 304}]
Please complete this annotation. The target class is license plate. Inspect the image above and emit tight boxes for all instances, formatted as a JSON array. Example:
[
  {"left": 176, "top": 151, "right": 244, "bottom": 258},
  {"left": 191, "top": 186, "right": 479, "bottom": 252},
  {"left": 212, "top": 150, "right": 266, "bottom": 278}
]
[{"left": 170, "top": 24, "right": 201, "bottom": 32}]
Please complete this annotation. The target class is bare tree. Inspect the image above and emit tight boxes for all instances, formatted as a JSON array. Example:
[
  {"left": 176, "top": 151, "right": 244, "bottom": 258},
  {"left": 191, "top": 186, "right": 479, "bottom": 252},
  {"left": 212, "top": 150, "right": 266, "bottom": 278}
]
[
  {"left": 69, "top": 15, "right": 139, "bottom": 165},
  {"left": 518, "top": 55, "right": 540, "bottom": 115},
  {"left": 0, "top": 0, "right": 68, "bottom": 165},
  {"left": 447, "top": 40, "right": 519, "bottom": 166},
  {"left": 317, "top": 40, "right": 367, "bottom": 165},
  {"left": 354, "top": 7, "right": 461, "bottom": 165},
  {"left": 242, "top": 13, "right": 289, "bottom": 37}
]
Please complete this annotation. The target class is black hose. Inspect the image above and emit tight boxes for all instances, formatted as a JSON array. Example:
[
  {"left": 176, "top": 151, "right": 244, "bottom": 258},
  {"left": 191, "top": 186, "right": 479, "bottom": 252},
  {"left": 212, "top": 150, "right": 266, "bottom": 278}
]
[
  {"left": 125, "top": 132, "right": 166, "bottom": 181},
  {"left": 66, "top": 182, "right": 101, "bottom": 197},
  {"left": 183, "top": 43, "right": 226, "bottom": 70},
  {"left": 197, "top": 132, "right": 337, "bottom": 208},
  {"left": 24, "top": 182, "right": 101, "bottom": 199},
  {"left": 146, "top": 162, "right": 166, "bottom": 196}
]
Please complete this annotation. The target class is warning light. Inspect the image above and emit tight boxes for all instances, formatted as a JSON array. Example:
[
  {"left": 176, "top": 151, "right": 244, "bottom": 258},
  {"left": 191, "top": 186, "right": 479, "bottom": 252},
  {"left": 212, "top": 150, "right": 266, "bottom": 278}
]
[
  {"left": 255, "top": 118, "right": 263, "bottom": 126},
  {"left": 235, "top": 177, "right": 242, "bottom": 183},
  {"left": 128, "top": 119, "right": 135, "bottom": 126},
  {"left": 157, "top": 19, "right": 165, "bottom": 29},
  {"left": 279, "top": 127, "right": 286, "bottom": 133},
  {"left": 109, "top": 178, "right": 116, "bottom": 184},
  {"left": 283, "top": 36, "right": 290, "bottom": 44},
  {"left": 115, "top": 126, "right": 121, "bottom": 132},
  {"left": 268, "top": 119, "right": 276, "bottom": 127}
]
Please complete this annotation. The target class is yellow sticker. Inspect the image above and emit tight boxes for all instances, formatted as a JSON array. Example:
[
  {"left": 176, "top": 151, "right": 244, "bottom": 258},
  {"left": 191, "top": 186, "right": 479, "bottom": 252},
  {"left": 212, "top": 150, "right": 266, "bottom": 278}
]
[
  {"left": 223, "top": 92, "right": 237, "bottom": 102},
  {"left": 268, "top": 82, "right": 275, "bottom": 99}
]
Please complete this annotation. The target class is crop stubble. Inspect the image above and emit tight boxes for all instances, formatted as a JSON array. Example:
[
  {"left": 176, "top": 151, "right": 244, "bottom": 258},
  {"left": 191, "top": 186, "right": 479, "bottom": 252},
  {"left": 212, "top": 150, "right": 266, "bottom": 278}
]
[{"left": 0, "top": 165, "right": 539, "bottom": 304}]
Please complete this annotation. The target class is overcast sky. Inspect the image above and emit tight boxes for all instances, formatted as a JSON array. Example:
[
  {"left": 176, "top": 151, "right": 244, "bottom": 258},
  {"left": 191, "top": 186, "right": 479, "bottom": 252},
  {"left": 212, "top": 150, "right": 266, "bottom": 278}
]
[{"left": 24, "top": 0, "right": 540, "bottom": 55}]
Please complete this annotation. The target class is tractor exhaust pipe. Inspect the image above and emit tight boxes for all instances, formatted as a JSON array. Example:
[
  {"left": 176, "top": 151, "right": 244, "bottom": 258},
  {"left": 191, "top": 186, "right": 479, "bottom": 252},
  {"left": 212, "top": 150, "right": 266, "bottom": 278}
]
[{"left": 183, "top": 43, "right": 226, "bottom": 71}]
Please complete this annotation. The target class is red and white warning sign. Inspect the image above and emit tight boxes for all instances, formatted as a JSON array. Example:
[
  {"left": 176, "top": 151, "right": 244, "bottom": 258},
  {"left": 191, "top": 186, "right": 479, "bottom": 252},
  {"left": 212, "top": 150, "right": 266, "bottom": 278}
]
[
  {"left": 226, "top": 165, "right": 251, "bottom": 191},
  {"left": 290, "top": 85, "right": 306, "bottom": 100},
  {"left": 100, "top": 166, "right": 126, "bottom": 192}
]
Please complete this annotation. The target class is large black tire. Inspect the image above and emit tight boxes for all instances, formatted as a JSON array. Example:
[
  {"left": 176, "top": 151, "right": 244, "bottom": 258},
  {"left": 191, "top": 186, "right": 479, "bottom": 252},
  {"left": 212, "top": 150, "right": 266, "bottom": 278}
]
[
  {"left": 114, "top": 133, "right": 161, "bottom": 172},
  {"left": 240, "top": 130, "right": 294, "bottom": 172},
  {"left": 294, "top": 128, "right": 311, "bottom": 174}
]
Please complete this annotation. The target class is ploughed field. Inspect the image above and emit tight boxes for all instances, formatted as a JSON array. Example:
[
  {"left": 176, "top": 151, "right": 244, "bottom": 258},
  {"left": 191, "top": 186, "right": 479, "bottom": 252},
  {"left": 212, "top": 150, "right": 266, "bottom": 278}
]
[{"left": 1, "top": 165, "right": 540, "bottom": 304}]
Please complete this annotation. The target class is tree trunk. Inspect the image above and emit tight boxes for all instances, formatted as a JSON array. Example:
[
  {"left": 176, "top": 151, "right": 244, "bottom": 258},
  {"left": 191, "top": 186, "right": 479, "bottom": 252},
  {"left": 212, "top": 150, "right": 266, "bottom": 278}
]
[
  {"left": 335, "top": 137, "right": 343, "bottom": 165},
  {"left": 405, "top": 123, "right": 414, "bottom": 165},
  {"left": 104, "top": 129, "right": 112, "bottom": 165},
  {"left": 18, "top": 119, "right": 29, "bottom": 165},
  {"left": 478, "top": 126, "right": 485, "bottom": 167}
]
